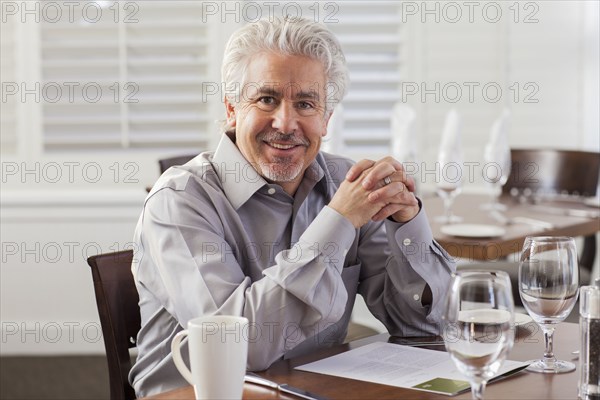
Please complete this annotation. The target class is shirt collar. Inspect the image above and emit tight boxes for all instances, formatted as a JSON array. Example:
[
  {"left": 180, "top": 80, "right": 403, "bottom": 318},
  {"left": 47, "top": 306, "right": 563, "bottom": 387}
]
[
  {"left": 303, "top": 152, "right": 327, "bottom": 193},
  {"left": 212, "top": 133, "right": 328, "bottom": 209},
  {"left": 212, "top": 133, "right": 266, "bottom": 209}
]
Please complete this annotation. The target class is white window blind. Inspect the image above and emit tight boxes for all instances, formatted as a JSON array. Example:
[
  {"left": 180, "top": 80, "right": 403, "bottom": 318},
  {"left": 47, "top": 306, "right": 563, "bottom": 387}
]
[
  {"left": 1, "top": 14, "right": 18, "bottom": 154},
  {"left": 33, "top": 1, "right": 404, "bottom": 155},
  {"left": 328, "top": 1, "right": 403, "bottom": 157},
  {"left": 40, "top": 1, "right": 211, "bottom": 151}
]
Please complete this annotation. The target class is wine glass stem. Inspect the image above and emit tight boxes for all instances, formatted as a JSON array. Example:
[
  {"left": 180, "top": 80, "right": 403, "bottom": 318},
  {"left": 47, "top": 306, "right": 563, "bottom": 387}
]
[
  {"left": 443, "top": 197, "right": 454, "bottom": 221},
  {"left": 492, "top": 184, "right": 500, "bottom": 207},
  {"left": 542, "top": 326, "right": 557, "bottom": 364},
  {"left": 470, "top": 377, "right": 487, "bottom": 400}
]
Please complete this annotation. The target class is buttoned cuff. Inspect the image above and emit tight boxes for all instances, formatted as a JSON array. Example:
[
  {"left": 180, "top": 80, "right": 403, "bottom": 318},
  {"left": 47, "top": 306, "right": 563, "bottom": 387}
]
[{"left": 385, "top": 199, "right": 434, "bottom": 250}]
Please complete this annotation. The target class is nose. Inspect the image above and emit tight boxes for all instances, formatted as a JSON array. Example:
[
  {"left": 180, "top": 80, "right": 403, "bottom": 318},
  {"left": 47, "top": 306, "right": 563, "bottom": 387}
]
[{"left": 271, "top": 102, "right": 299, "bottom": 133}]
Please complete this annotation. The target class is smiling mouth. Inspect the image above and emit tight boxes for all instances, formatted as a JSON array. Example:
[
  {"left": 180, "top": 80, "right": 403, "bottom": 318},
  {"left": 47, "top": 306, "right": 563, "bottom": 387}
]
[{"left": 265, "top": 142, "right": 301, "bottom": 150}]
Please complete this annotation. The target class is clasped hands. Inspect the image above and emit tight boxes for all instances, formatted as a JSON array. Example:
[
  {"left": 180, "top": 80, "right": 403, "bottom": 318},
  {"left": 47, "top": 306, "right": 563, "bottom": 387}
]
[{"left": 329, "top": 157, "right": 419, "bottom": 228}]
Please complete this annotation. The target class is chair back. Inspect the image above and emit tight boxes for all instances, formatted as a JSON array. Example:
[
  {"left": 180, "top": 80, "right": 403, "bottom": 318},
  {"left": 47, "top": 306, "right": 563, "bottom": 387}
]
[
  {"left": 503, "top": 149, "right": 600, "bottom": 197},
  {"left": 503, "top": 148, "right": 599, "bottom": 276},
  {"left": 87, "top": 250, "right": 139, "bottom": 400},
  {"left": 158, "top": 154, "right": 197, "bottom": 174}
]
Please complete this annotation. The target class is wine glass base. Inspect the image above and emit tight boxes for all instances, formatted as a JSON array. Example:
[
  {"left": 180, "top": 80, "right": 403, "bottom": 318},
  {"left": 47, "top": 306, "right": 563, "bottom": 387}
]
[
  {"left": 479, "top": 202, "right": 507, "bottom": 211},
  {"left": 435, "top": 215, "right": 463, "bottom": 224},
  {"left": 525, "top": 359, "right": 576, "bottom": 374}
]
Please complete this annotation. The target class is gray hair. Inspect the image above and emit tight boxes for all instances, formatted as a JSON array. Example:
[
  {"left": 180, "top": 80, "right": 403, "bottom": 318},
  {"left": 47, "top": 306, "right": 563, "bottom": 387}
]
[{"left": 221, "top": 17, "right": 349, "bottom": 129}]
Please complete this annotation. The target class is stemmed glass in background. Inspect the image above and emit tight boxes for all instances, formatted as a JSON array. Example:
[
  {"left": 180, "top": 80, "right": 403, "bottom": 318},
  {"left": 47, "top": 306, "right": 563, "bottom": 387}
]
[
  {"left": 481, "top": 110, "right": 511, "bottom": 211},
  {"left": 436, "top": 109, "right": 463, "bottom": 224},
  {"left": 444, "top": 271, "right": 515, "bottom": 400},
  {"left": 518, "top": 236, "right": 579, "bottom": 373}
]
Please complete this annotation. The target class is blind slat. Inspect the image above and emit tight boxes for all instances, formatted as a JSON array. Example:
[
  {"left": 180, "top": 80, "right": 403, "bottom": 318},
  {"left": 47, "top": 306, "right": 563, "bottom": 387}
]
[
  {"left": 0, "top": 17, "right": 18, "bottom": 154},
  {"left": 40, "top": 1, "right": 209, "bottom": 150}
]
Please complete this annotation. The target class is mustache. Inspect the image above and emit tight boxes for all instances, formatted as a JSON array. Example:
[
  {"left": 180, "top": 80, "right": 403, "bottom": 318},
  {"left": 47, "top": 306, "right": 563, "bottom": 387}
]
[{"left": 257, "top": 131, "right": 310, "bottom": 146}]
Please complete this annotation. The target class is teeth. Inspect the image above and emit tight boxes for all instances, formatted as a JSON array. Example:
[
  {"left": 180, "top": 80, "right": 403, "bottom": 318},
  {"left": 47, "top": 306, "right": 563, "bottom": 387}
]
[{"left": 269, "top": 142, "right": 296, "bottom": 150}]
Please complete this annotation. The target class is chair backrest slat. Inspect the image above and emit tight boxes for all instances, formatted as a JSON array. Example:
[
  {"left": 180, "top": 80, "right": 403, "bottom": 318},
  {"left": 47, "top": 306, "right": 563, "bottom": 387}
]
[
  {"left": 502, "top": 148, "right": 599, "bottom": 275},
  {"left": 504, "top": 149, "right": 600, "bottom": 197},
  {"left": 158, "top": 154, "right": 197, "bottom": 174}
]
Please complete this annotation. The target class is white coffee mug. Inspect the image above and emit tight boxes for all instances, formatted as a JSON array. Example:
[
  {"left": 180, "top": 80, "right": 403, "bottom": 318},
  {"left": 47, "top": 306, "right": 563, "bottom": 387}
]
[{"left": 171, "top": 315, "right": 249, "bottom": 400}]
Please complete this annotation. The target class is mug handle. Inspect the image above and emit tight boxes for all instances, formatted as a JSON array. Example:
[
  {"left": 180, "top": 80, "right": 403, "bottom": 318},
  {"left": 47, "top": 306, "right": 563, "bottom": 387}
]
[{"left": 171, "top": 330, "right": 194, "bottom": 385}]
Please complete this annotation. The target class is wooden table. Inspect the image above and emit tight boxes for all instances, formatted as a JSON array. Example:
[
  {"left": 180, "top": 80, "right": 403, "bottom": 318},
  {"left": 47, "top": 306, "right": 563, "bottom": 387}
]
[
  {"left": 424, "top": 194, "right": 600, "bottom": 261},
  {"left": 145, "top": 322, "right": 581, "bottom": 400}
]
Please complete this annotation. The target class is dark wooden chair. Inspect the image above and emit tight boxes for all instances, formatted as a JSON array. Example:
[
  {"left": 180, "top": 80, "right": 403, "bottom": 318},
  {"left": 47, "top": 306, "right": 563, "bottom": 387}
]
[
  {"left": 87, "top": 250, "right": 139, "bottom": 400},
  {"left": 503, "top": 148, "right": 599, "bottom": 198},
  {"left": 158, "top": 154, "right": 197, "bottom": 174},
  {"left": 145, "top": 154, "right": 198, "bottom": 192},
  {"left": 504, "top": 149, "right": 599, "bottom": 276}
]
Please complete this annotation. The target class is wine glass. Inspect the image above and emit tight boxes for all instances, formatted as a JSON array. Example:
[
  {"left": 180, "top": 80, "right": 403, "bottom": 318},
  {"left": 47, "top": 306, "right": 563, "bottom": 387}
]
[
  {"left": 481, "top": 140, "right": 511, "bottom": 211},
  {"left": 518, "top": 236, "right": 579, "bottom": 373},
  {"left": 435, "top": 146, "right": 463, "bottom": 224},
  {"left": 444, "top": 271, "right": 515, "bottom": 400},
  {"left": 481, "top": 110, "right": 511, "bottom": 211},
  {"left": 435, "top": 109, "right": 463, "bottom": 224}
]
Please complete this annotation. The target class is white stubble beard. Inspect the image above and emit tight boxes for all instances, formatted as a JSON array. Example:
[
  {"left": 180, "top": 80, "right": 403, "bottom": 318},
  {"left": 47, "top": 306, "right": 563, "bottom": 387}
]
[
  {"left": 255, "top": 131, "right": 311, "bottom": 183},
  {"left": 258, "top": 157, "right": 304, "bottom": 182}
]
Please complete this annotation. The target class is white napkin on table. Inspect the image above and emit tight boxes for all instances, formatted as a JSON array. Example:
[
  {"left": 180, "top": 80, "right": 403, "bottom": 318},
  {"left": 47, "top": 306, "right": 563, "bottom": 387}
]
[
  {"left": 439, "top": 108, "right": 462, "bottom": 162},
  {"left": 484, "top": 109, "right": 511, "bottom": 178},
  {"left": 487, "top": 109, "right": 510, "bottom": 151}
]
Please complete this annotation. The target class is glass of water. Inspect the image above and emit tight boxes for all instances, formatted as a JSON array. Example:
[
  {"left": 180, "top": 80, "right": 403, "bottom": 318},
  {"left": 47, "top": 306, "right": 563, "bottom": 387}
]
[
  {"left": 518, "top": 236, "right": 579, "bottom": 373},
  {"left": 444, "top": 271, "right": 515, "bottom": 399}
]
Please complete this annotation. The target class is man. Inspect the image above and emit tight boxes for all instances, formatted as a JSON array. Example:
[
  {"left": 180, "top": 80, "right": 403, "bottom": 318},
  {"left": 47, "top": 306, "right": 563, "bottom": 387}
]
[{"left": 129, "top": 17, "right": 455, "bottom": 397}]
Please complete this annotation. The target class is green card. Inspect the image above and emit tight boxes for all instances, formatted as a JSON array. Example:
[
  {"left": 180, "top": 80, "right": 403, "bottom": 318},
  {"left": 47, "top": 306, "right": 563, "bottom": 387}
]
[{"left": 412, "top": 377, "right": 471, "bottom": 395}]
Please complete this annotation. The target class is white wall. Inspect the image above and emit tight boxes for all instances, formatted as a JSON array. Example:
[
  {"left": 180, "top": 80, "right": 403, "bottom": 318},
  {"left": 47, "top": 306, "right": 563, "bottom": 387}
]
[{"left": 1, "top": 191, "right": 144, "bottom": 354}]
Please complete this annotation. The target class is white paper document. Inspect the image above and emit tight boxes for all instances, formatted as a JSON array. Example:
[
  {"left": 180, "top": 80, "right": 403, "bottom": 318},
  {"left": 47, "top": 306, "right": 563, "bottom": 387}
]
[{"left": 295, "top": 342, "right": 529, "bottom": 396}]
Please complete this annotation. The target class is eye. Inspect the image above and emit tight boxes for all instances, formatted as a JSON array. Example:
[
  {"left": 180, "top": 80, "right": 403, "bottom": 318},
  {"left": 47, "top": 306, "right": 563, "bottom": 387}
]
[
  {"left": 258, "top": 96, "right": 276, "bottom": 105},
  {"left": 296, "top": 101, "right": 314, "bottom": 110}
]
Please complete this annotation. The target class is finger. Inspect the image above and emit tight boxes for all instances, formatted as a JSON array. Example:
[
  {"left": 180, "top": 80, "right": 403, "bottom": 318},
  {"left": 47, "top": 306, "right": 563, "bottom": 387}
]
[
  {"left": 361, "top": 163, "right": 397, "bottom": 189},
  {"left": 372, "top": 167, "right": 415, "bottom": 193},
  {"left": 381, "top": 156, "right": 405, "bottom": 172},
  {"left": 387, "top": 164, "right": 412, "bottom": 190},
  {"left": 404, "top": 175, "right": 416, "bottom": 193},
  {"left": 372, "top": 203, "right": 404, "bottom": 222},
  {"left": 346, "top": 159, "right": 375, "bottom": 181},
  {"left": 368, "top": 182, "right": 418, "bottom": 206},
  {"left": 360, "top": 157, "right": 406, "bottom": 189}
]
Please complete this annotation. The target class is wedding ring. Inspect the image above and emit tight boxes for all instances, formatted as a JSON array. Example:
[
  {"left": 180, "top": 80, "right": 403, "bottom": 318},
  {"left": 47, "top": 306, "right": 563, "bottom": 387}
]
[{"left": 383, "top": 176, "right": 392, "bottom": 186}]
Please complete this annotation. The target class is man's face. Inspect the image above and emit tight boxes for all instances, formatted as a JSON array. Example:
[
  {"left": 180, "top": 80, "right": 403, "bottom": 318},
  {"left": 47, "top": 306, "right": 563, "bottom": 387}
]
[{"left": 225, "top": 52, "right": 330, "bottom": 193}]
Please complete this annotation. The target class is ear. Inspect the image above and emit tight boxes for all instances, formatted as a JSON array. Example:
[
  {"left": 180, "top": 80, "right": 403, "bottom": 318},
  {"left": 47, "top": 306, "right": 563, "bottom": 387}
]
[
  {"left": 322, "top": 111, "right": 333, "bottom": 137},
  {"left": 224, "top": 97, "right": 236, "bottom": 128}
]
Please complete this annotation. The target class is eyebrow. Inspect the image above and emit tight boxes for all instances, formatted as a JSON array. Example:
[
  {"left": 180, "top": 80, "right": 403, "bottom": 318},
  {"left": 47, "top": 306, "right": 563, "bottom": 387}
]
[{"left": 255, "top": 86, "right": 321, "bottom": 101}]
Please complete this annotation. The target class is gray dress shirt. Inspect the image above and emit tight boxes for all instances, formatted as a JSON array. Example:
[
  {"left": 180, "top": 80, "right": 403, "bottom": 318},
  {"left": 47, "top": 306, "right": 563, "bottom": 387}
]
[{"left": 129, "top": 133, "right": 456, "bottom": 397}]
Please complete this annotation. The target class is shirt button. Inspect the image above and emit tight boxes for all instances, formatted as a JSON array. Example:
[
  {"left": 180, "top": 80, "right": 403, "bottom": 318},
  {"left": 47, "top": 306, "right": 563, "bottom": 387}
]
[
  {"left": 413, "top": 294, "right": 420, "bottom": 301},
  {"left": 267, "top": 188, "right": 276, "bottom": 195},
  {"left": 403, "top": 238, "right": 411, "bottom": 246}
]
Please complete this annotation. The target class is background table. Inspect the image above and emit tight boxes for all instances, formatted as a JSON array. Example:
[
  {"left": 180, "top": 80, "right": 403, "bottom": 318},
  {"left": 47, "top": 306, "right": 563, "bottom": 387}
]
[
  {"left": 424, "top": 194, "right": 600, "bottom": 261},
  {"left": 145, "top": 322, "right": 581, "bottom": 400}
]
